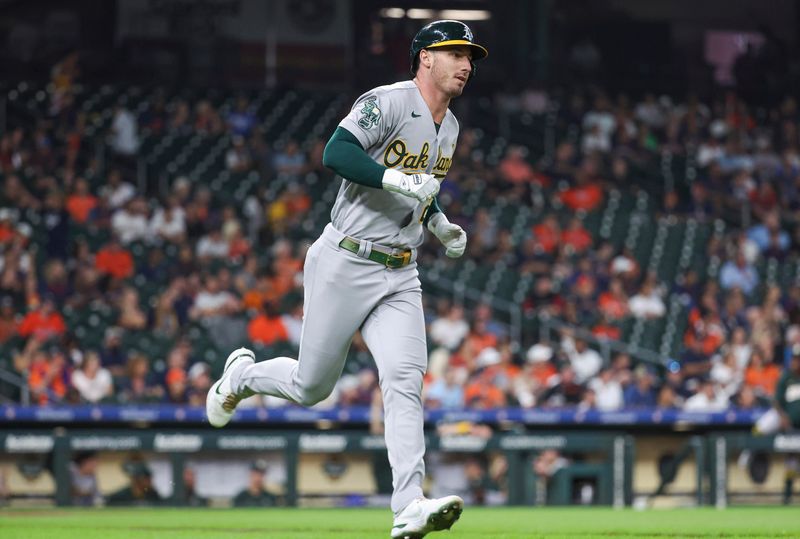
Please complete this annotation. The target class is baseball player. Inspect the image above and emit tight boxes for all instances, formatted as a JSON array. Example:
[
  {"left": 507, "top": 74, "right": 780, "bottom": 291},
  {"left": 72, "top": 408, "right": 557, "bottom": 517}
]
[{"left": 207, "top": 20, "right": 487, "bottom": 538}]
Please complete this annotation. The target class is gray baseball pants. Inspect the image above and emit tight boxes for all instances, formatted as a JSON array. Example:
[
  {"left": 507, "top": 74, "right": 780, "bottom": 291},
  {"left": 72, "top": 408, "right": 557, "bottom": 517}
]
[{"left": 231, "top": 223, "right": 427, "bottom": 513}]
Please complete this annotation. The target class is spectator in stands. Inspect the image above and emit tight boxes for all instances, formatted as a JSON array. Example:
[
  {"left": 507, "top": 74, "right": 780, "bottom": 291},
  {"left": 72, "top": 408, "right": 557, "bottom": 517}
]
[
  {"left": 747, "top": 212, "right": 790, "bottom": 255},
  {"left": 581, "top": 123, "right": 611, "bottom": 155},
  {"left": 656, "top": 385, "right": 680, "bottom": 409},
  {"left": 339, "top": 369, "right": 378, "bottom": 407},
  {"left": 577, "top": 387, "right": 597, "bottom": 411},
  {"left": 468, "top": 207, "right": 499, "bottom": 255},
  {"left": 190, "top": 273, "right": 244, "bottom": 350},
  {"left": 560, "top": 217, "right": 593, "bottom": 254},
  {"left": 248, "top": 131, "right": 273, "bottom": 183},
  {"left": 18, "top": 296, "right": 66, "bottom": 342},
  {"left": 138, "top": 91, "right": 168, "bottom": 134},
  {"left": 531, "top": 214, "right": 561, "bottom": 255},
  {"left": 71, "top": 350, "right": 113, "bottom": 403},
  {"left": 148, "top": 196, "right": 186, "bottom": 244},
  {"left": 680, "top": 338, "right": 712, "bottom": 390},
  {"left": 27, "top": 345, "right": 69, "bottom": 404},
  {"left": 514, "top": 344, "right": 557, "bottom": 407},
  {"left": 111, "top": 197, "right": 150, "bottom": 245},
  {"left": 0, "top": 296, "right": 17, "bottom": 344},
  {"left": 628, "top": 276, "right": 666, "bottom": 319},
  {"left": 719, "top": 251, "right": 759, "bottom": 296},
  {"left": 598, "top": 278, "right": 629, "bottom": 321},
  {"left": 561, "top": 332, "right": 602, "bottom": 384},
  {"left": 194, "top": 100, "right": 223, "bottom": 135},
  {"left": 40, "top": 259, "right": 70, "bottom": 306},
  {"left": 430, "top": 304, "right": 470, "bottom": 351},
  {"left": 744, "top": 348, "right": 782, "bottom": 397},
  {"left": 499, "top": 146, "right": 537, "bottom": 185},
  {"left": 272, "top": 139, "right": 307, "bottom": 176},
  {"left": 116, "top": 287, "right": 147, "bottom": 331},
  {"left": 426, "top": 367, "right": 466, "bottom": 409},
  {"left": 279, "top": 296, "right": 303, "bottom": 348},
  {"left": 683, "top": 379, "right": 729, "bottom": 411},
  {"left": 247, "top": 302, "right": 289, "bottom": 346},
  {"left": 42, "top": 190, "right": 70, "bottom": 260},
  {"left": 95, "top": 236, "right": 134, "bottom": 281},
  {"left": 233, "top": 460, "right": 277, "bottom": 507},
  {"left": 227, "top": 96, "right": 257, "bottom": 137},
  {"left": 195, "top": 227, "right": 229, "bottom": 260},
  {"left": 623, "top": 366, "right": 657, "bottom": 407},
  {"left": 100, "top": 169, "right": 136, "bottom": 210},
  {"left": 109, "top": 101, "right": 140, "bottom": 159},
  {"left": 169, "top": 99, "right": 191, "bottom": 134},
  {"left": 0, "top": 239, "right": 32, "bottom": 308},
  {"left": 225, "top": 135, "right": 253, "bottom": 172},
  {"left": 190, "top": 274, "right": 239, "bottom": 321},
  {"left": 96, "top": 326, "right": 125, "bottom": 377},
  {"left": 117, "top": 352, "right": 164, "bottom": 403},
  {"left": 165, "top": 367, "right": 188, "bottom": 404},
  {"left": 464, "top": 348, "right": 507, "bottom": 409},
  {"left": 588, "top": 366, "right": 623, "bottom": 411},
  {"left": 186, "top": 362, "right": 211, "bottom": 407},
  {"left": 65, "top": 178, "right": 98, "bottom": 224},
  {"left": 540, "top": 365, "right": 584, "bottom": 407},
  {"left": 138, "top": 247, "right": 169, "bottom": 285},
  {"left": 710, "top": 350, "right": 743, "bottom": 397},
  {"left": 465, "top": 319, "right": 498, "bottom": 356},
  {"left": 560, "top": 160, "right": 604, "bottom": 212}
]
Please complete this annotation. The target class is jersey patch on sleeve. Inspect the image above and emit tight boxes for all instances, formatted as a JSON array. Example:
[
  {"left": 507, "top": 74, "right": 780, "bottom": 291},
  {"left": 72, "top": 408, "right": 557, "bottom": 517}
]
[{"left": 357, "top": 97, "right": 381, "bottom": 129}]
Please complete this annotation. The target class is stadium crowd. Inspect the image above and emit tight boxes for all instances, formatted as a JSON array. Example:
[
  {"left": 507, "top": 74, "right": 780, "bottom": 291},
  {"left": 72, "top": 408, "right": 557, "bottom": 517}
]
[{"left": 2, "top": 68, "right": 800, "bottom": 416}]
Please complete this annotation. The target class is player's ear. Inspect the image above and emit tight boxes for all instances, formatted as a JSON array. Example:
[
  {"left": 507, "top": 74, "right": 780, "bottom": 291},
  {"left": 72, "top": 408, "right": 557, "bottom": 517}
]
[{"left": 419, "top": 48, "right": 433, "bottom": 70}]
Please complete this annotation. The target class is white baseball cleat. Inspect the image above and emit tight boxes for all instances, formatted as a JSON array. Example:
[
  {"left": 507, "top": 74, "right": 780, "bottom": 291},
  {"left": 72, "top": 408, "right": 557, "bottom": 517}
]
[
  {"left": 390, "top": 495, "right": 464, "bottom": 539},
  {"left": 206, "top": 347, "right": 255, "bottom": 427}
]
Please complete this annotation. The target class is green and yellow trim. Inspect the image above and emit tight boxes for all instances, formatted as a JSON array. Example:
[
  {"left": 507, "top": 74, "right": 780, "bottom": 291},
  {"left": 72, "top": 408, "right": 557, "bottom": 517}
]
[{"left": 425, "top": 40, "right": 488, "bottom": 59}]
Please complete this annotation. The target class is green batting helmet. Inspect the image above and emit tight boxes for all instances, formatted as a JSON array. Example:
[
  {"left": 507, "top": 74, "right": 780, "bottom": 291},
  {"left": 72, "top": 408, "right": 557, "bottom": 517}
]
[{"left": 410, "top": 20, "right": 488, "bottom": 77}]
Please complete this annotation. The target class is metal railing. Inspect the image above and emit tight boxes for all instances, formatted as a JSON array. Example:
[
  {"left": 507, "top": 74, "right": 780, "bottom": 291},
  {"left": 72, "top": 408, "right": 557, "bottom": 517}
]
[
  {"left": 423, "top": 271, "right": 670, "bottom": 368},
  {"left": 0, "top": 367, "right": 30, "bottom": 405}
]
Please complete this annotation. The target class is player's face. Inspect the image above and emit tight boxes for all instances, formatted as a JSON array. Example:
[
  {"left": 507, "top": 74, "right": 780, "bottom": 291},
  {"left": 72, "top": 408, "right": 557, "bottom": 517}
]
[{"left": 428, "top": 46, "right": 473, "bottom": 98}]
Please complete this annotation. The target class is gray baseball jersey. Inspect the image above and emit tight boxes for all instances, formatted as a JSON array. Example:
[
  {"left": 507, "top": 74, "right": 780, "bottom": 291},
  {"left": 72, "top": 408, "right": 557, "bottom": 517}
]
[
  {"left": 333, "top": 80, "right": 459, "bottom": 248},
  {"left": 229, "top": 79, "right": 459, "bottom": 515}
]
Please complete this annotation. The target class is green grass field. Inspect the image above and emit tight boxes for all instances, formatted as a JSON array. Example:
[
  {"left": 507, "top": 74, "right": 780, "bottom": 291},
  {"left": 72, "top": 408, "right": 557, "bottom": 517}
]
[{"left": 1, "top": 507, "right": 799, "bottom": 538}]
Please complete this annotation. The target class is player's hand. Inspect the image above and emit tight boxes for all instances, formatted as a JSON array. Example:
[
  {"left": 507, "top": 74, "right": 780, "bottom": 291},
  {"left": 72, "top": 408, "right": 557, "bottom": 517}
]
[
  {"left": 382, "top": 169, "right": 440, "bottom": 202},
  {"left": 427, "top": 212, "right": 467, "bottom": 258}
]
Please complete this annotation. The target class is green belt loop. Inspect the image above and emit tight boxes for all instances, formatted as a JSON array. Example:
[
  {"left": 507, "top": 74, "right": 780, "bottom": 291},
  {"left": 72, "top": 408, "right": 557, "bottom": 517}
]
[{"left": 338, "top": 237, "right": 412, "bottom": 268}]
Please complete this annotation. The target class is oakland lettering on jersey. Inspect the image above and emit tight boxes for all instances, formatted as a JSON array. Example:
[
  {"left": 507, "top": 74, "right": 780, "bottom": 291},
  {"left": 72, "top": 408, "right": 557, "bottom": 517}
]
[
  {"left": 384, "top": 139, "right": 430, "bottom": 170},
  {"left": 432, "top": 147, "right": 453, "bottom": 177}
]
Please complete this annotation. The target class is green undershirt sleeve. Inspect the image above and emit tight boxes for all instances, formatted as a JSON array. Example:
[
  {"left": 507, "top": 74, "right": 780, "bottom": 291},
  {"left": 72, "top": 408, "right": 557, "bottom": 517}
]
[
  {"left": 322, "top": 127, "right": 385, "bottom": 189},
  {"left": 322, "top": 126, "right": 445, "bottom": 226},
  {"left": 423, "top": 196, "right": 443, "bottom": 227}
]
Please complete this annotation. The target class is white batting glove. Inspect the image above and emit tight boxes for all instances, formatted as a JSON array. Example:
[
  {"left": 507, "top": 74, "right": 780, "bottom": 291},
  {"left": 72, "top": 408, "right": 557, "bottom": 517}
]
[
  {"left": 427, "top": 212, "right": 467, "bottom": 258},
  {"left": 382, "top": 169, "right": 440, "bottom": 202}
]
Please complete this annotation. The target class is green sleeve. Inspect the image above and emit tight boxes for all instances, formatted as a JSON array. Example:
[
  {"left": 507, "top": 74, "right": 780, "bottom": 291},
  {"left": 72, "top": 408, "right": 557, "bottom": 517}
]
[
  {"left": 422, "top": 196, "right": 442, "bottom": 227},
  {"left": 322, "top": 127, "right": 385, "bottom": 189}
]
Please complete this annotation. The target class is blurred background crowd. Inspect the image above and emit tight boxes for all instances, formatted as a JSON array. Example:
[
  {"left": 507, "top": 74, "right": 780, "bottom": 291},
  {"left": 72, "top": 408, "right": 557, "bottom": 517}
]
[
  {"left": 3, "top": 0, "right": 800, "bottom": 422},
  {"left": 2, "top": 54, "right": 799, "bottom": 418}
]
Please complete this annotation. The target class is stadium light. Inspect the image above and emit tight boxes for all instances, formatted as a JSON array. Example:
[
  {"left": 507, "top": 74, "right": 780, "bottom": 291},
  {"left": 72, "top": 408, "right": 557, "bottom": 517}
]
[
  {"left": 380, "top": 7, "right": 405, "bottom": 18},
  {"left": 439, "top": 9, "right": 492, "bottom": 21},
  {"left": 406, "top": 8, "right": 436, "bottom": 19}
]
